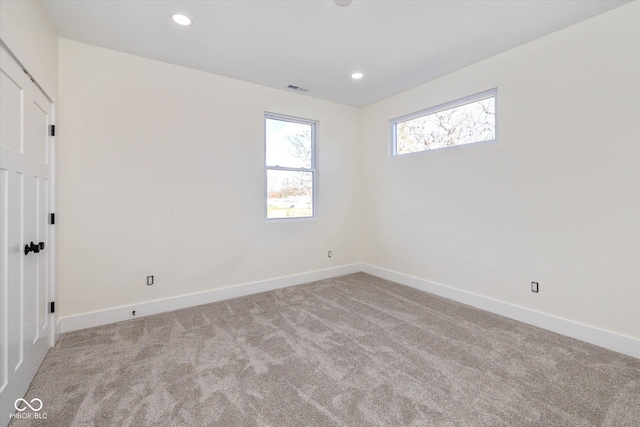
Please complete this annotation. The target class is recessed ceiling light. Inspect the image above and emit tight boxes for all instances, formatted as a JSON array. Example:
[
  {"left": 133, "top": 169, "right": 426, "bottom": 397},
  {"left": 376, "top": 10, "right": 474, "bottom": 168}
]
[
  {"left": 172, "top": 14, "right": 192, "bottom": 26},
  {"left": 351, "top": 72, "right": 364, "bottom": 80},
  {"left": 335, "top": 0, "right": 352, "bottom": 6}
]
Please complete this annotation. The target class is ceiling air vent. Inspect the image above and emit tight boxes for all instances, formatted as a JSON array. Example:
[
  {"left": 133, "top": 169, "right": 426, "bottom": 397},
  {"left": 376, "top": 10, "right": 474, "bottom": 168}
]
[{"left": 287, "top": 84, "right": 309, "bottom": 92}]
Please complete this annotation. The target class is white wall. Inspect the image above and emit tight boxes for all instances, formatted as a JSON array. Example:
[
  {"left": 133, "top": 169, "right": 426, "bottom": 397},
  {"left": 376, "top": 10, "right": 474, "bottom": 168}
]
[
  {"left": 58, "top": 39, "right": 362, "bottom": 318},
  {"left": 0, "top": 0, "right": 58, "bottom": 99},
  {"left": 361, "top": 3, "right": 640, "bottom": 340}
]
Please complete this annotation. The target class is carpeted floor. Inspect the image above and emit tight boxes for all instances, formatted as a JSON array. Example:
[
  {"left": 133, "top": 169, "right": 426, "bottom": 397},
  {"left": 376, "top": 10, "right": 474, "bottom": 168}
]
[{"left": 11, "top": 273, "right": 640, "bottom": 426}]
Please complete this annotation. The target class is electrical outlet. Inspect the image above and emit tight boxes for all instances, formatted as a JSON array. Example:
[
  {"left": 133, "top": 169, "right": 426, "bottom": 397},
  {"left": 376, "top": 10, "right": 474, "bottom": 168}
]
[
  {"left": 531, "top": 282, "right": 539, "bottom": 293},
  {"left": 328, "top": 251, "right": 332, "bottom": 258},
  {"left": 147, "top": 276, "right": 154, "bottom": 286}
]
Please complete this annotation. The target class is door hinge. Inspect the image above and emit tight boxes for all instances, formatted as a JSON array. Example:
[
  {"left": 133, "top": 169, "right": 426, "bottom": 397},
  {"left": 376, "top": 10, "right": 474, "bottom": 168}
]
[
  {"left": 50, "top": 301, "right": 55, "bottom": 314},
  {"left": 49, "top": 125, "right": 55, "bottom": 136},
  {"left": 50, "top": 213, "right": 55, "bottom": 225}
]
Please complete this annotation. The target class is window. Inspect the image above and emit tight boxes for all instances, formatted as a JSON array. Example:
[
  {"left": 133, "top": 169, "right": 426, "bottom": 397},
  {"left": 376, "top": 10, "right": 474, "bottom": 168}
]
[
  {"left": 391, "top": 88, "right": 497, "bottom": 155},
  {"left": 265, "top": 113, "right": 317, "bottom": 219}
]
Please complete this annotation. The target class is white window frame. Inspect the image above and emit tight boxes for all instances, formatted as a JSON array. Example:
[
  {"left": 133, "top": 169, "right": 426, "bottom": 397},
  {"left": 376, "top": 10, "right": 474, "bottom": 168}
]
[
  {"left": 390, "top": 88, "right": 498, "bottom": 156},
  {"left": 264, "top": 112, "right": 318, "bottom": 221}
]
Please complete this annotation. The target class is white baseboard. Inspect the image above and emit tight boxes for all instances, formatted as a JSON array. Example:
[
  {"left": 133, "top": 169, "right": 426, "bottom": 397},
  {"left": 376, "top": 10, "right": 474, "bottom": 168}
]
[
  {"left": 362, "top": 264, "right": 640, "bottom": 359},
  {"left": 59, "top": 262, "right": 640, "bottom": 360},
  {"left": 59, "top": 264, "right": 361, "bottom": 333}
]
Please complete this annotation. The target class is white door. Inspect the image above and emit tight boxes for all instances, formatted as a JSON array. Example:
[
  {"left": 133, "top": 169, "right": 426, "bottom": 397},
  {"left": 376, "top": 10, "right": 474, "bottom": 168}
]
[{"left": 0, "top": 45, "right": 53, "bottom": 426}]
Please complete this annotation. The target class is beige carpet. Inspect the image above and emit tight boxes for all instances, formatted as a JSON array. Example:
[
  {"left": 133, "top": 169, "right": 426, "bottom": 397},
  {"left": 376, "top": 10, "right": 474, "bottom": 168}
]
[{"left": 11, "top": 273, "right": 640, "bottom": 426}]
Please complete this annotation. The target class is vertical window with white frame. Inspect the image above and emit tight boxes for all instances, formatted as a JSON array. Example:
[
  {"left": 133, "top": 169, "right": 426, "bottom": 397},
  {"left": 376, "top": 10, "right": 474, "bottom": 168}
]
[{"left": 265, "top": 113, "right": 317, "bottom": 219}]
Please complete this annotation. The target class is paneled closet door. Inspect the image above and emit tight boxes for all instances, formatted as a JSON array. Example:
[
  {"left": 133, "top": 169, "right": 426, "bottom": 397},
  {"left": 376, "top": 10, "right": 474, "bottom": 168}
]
[{"left": 0, "top": 45, "right": 53, "bottom": 427}]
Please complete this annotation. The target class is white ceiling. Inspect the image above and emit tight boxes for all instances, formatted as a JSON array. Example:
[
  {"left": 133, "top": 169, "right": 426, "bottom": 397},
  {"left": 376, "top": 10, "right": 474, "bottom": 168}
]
[{"left": 42, "top": 0, "right": 629, "bottom": 107}]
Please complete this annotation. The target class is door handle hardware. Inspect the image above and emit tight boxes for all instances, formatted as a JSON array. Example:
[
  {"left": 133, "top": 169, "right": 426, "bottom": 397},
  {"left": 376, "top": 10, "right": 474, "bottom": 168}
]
[{"left": 24, "top": 242, "right": 41, "bottom": 255}]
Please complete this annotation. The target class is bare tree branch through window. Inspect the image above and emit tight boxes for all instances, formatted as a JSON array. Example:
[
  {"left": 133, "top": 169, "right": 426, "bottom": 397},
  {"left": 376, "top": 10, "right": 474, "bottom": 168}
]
[{"left": 395, "top": 93, "right": 496, "bottom": 155}]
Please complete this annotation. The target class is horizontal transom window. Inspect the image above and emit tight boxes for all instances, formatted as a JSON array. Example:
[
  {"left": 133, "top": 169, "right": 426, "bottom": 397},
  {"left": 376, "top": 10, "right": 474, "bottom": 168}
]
[{"left": 391, "top": 88, "right": 497, "bottom": 156}]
